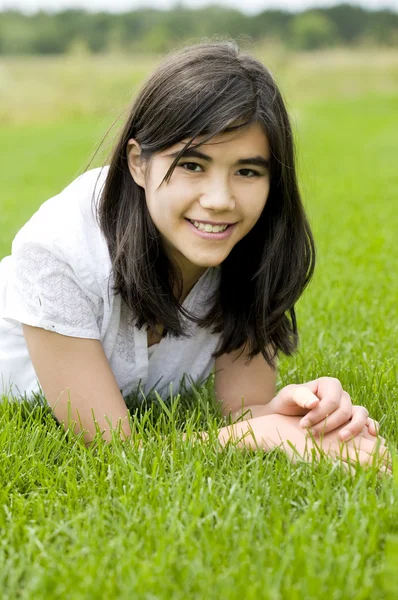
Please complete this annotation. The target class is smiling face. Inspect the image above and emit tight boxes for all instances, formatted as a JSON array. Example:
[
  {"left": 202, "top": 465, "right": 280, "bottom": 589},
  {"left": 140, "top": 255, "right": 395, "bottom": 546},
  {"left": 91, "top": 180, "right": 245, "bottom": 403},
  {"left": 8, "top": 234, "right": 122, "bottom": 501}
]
[{"left": 127, "top": 121, "right": 271, "bottom": 290}]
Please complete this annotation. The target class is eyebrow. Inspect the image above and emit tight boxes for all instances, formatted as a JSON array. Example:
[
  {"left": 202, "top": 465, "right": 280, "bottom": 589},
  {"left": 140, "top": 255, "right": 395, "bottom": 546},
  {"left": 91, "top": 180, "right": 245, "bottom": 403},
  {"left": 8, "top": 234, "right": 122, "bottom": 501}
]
[{"left": 167, "top": 148, "right": 270, "bottom": 170}]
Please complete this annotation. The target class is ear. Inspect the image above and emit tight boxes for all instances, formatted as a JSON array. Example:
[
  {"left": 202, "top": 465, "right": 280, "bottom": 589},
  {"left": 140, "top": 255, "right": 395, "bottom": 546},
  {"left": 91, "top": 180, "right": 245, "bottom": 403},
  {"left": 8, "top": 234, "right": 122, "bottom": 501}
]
[{"left": 126, "top": 138, "right": 147, "bottom": 189}]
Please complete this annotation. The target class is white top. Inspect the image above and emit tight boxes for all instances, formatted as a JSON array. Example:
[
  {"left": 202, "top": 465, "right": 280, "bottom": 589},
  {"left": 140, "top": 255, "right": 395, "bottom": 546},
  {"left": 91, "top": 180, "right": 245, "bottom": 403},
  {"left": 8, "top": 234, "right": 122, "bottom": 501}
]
[{"left": 0, "top": 166, "right": 222, "bottom": 403}]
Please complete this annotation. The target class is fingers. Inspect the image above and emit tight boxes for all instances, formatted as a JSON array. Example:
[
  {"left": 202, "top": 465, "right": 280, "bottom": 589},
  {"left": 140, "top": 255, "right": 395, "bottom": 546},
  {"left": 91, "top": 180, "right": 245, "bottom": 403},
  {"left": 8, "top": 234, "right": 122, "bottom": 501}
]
[
  {"left": 295, "top": 378, "right": 384, "bottom": 445},
  {"left": 310, "top": 377, "right": 344, "bottom": 418},
  {"left": 305, "top": 427, "right": 392, "bottom": 472},
  {"left": 367, "top": 417, "right": 378, "bottom": 435},
  {"left": 363, "top": 419, "right": 386, "bottom": 444},
  {"left": 316, "top": 439, "right": 392, "bottom": 475},
  {"left": 367, "top": 417, "right": 385, "bottom": 441},
  {"left": 290, "top": 386, "right": 320, "bottom": 410},
  {"left": 291, "top": 445, "right": 393, "bottom": 477},
  {"left": 337, "top": 446, "right": 392, "bottom": 474},
  {"left": 302, "top": 406, "right": 386, "bottom": 449},
  {"left": 337, "top": 404, "right": 369, "bottom": 441},
  {"left": 338, "top": 434, "right": 393, "bottom": 471},
  {"left": 300, "top": 390, "right": 353, "bottom": 435},
  {"left": 337, "top": 414, "right": 386, "bottom": 444},
  {"left": 345, "top": 425, "right": 387, "bottom": 450},
  {"left": 361, "top": 427, "right": 381, "bottom": 443}
]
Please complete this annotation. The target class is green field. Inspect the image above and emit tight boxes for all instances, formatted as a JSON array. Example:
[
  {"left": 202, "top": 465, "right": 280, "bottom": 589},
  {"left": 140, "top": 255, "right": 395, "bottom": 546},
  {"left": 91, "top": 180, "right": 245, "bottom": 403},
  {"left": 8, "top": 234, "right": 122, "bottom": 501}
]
[{"left": 1, "top": 50, "right": 397, "bottom": 598}]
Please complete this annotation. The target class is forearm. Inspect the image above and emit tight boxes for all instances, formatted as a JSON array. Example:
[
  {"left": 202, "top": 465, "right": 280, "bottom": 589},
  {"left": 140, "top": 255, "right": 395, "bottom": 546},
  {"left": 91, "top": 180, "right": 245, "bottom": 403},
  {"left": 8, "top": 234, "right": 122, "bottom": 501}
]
[
  {"left": 182, "top": 413, "right": 278, "bottom": 452},
  {"left": 224, "top": 402, "right": 276, "bottom": 423},
  {"left": 72, "top": 405, "right": 278, "bottom": 453},
  {"left": 52, "top": 390, "right": 133, "bottom": 448},
  {"left": 92, "top": 413, "right": 278, "bottom": 454}
]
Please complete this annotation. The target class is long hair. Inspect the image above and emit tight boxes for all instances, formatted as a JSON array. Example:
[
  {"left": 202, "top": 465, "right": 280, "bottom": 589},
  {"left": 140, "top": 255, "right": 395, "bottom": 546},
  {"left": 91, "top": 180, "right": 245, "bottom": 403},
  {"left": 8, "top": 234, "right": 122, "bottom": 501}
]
[{"left": 93, "top": 39, "right": 315, "bottom": 368}]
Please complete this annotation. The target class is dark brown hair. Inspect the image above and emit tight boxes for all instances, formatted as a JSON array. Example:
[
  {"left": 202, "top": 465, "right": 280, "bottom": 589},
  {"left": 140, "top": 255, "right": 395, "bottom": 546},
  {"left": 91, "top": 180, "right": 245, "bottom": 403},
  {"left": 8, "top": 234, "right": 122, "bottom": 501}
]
[{"left": 93, "top": 39, "right": 315, "bottom": 367}]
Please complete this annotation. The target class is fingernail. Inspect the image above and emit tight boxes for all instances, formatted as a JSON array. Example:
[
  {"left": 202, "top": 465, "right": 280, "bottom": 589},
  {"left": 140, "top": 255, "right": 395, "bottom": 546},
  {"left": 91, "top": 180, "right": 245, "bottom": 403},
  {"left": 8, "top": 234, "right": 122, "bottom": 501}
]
[
  {"left": 340, "top": 430, "right": 350, "bottom": 441},
  {"left": 304, "top": 400, "right": 318, "bottom": 409}
]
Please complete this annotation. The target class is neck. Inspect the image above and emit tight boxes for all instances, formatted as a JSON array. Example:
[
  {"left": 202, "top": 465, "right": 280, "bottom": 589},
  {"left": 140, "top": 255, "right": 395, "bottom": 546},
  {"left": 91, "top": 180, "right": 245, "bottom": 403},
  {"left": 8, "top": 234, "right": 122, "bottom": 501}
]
[{"left": 175, "top": 263, "right": 209, "bottom": 304}]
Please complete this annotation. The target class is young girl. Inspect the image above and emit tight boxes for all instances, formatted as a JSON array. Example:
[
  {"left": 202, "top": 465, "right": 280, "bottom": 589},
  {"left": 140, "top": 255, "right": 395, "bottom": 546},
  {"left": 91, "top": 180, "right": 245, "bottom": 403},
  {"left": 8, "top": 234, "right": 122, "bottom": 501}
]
[{"left": 0, "top": 41, "right": 390, "bottom": 472}]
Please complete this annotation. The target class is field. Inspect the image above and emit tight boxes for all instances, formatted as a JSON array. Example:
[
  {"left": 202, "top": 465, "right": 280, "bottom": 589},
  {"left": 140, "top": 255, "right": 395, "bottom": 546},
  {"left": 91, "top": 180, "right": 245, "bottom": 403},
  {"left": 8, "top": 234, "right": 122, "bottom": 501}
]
[{"left": 0, "top": 48, "right": 398, "bottom": 598}]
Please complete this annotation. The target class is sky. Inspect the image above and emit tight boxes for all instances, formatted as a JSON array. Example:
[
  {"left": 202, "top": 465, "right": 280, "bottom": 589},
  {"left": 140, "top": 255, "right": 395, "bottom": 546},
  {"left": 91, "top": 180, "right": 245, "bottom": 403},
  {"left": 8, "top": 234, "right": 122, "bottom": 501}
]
[{"left": 1, "top": 0, "right": 397, "bottom": 15}]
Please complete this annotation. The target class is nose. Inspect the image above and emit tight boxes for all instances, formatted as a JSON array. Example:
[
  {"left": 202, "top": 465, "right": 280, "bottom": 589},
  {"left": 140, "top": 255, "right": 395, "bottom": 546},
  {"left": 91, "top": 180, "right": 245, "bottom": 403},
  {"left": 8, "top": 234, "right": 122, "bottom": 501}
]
[{"left": 199, "top": 176, "right": 235, "bottom": 213}]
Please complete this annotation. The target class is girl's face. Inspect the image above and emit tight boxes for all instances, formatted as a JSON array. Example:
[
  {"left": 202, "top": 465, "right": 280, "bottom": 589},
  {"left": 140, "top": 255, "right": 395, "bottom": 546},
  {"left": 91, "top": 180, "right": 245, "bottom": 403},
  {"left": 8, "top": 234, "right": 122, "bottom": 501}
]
[{"left": 127, "top": 121, "right": 270, "bottom": 284}]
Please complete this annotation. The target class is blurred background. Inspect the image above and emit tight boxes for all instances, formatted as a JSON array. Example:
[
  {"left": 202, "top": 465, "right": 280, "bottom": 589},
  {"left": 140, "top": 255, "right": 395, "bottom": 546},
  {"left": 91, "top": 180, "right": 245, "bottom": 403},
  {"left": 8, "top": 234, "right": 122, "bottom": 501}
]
[
  {"left": 0, "top": 1, "right": 396, "bottom": 127},
  {"left": 1, "top": 1, "right": 397, "bottom": 57}
]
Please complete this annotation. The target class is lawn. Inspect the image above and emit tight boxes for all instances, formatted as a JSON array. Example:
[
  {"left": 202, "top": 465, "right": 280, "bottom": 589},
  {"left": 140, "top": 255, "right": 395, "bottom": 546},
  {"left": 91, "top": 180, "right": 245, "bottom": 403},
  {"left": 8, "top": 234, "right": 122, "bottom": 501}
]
[{"left": 0, "top": 49, "right": 397, "bottom": 599}]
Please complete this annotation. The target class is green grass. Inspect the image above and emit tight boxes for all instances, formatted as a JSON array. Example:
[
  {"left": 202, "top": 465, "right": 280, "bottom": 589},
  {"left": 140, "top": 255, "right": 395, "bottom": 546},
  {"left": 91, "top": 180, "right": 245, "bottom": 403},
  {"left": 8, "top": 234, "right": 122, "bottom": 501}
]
[{"left": 1, "top": 51, "right": 398, "bottom": 598}]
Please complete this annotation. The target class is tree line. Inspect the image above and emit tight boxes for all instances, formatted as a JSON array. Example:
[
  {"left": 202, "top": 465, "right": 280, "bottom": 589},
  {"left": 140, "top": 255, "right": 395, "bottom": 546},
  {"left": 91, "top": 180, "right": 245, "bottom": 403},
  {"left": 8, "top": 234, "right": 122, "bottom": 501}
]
[{"left": 0, "top": 3, "right": 397, "bottom": 55}]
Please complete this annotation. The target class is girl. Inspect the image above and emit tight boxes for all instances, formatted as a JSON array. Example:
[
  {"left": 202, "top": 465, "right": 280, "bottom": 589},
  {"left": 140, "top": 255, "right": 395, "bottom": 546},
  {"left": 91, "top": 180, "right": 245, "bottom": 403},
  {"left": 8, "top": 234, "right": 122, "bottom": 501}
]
[{"left": 0, "top": 41, "right": 391, "bottom": 472}]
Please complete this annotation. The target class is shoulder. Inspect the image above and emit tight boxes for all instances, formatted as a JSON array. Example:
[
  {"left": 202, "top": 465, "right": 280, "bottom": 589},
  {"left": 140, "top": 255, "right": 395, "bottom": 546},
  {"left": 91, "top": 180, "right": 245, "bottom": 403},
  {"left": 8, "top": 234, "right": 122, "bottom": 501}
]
[
  {"left": 11, "top": 166, "right": 112, "bottom": 295},
  {"left": 12, "top": 166, "right": 109, "bottom": 243}
]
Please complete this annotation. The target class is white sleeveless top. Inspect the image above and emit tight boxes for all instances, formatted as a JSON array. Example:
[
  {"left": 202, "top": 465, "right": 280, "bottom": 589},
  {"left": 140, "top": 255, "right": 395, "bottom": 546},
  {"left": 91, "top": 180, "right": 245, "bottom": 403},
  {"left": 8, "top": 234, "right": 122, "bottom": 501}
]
[{"left": 0, "top": 166, "right": 222, "bottom": 403}]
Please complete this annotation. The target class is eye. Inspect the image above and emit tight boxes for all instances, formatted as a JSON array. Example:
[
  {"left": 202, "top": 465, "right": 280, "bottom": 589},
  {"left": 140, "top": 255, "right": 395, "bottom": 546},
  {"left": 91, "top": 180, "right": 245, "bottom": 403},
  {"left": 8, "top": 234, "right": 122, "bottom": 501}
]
[
  {"left": 178, "top": 163, "right": 262, "bottom": 177},
  {"left": 179, "top": 162, "right": 203, "bottom": 172},
  {"left": 237, "top": 169, "right": 260, "bottom": 178}
]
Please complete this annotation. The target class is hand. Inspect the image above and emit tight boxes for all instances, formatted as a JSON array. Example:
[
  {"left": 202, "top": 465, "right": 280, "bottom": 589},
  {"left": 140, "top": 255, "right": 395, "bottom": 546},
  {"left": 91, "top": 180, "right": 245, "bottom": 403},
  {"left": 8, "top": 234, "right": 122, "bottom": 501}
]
[
  {"left": 269, "top": 377, "right": 383, "bottom": 444},
  {"left": 262, "top": 414, "right": 392, "bottom": 476}
]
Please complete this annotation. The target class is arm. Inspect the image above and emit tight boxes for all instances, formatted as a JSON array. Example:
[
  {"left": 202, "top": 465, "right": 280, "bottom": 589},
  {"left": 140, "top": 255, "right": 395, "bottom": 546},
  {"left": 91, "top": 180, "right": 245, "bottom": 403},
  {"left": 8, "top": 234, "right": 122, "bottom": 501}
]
[
  {"left": 215, "top": 343, "right": 277, "bottom": 421},
  {"left": 22, "top": 324, "right": 278, "bottom": 451},
  {"left": 214, "top": 345, "right": 385, "bottom": 446},
  {"left": 22, "top": 324, "right": 132, "bottom": 446}
]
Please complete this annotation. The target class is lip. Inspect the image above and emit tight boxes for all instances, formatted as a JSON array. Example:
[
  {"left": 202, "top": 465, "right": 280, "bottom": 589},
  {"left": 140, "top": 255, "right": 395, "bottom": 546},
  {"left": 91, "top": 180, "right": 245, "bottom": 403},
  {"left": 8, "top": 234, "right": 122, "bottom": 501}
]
[
  {"left": 185, "top": 218, "right": 236, "bottom": 240},
  {"left": 185, "top": 218, "right": 236, "bottom": 226}
]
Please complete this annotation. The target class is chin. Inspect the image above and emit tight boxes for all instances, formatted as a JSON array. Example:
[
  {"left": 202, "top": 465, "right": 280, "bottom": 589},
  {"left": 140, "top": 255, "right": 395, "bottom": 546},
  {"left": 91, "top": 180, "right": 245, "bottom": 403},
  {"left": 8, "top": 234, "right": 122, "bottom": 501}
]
[{"left": 190, "top": 256, "right": 225, "bottom": 268}]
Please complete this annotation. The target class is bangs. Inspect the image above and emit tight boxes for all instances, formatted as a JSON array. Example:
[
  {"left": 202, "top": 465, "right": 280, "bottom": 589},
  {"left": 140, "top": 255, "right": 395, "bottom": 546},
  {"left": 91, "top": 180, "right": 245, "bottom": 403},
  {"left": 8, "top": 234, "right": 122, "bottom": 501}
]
[{"left": 136, "top": 68, "right": 259, "bottom": 187}]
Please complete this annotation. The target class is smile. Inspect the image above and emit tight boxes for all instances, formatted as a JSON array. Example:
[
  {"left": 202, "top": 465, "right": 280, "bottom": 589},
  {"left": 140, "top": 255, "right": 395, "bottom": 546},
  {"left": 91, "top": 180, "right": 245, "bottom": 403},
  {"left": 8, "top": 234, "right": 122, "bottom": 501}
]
[
  {"left": 188, "top": 219, "right": 229, "bottom": 233},
  {"left": 185, "top": 218, "right": 236, "bottom": 240}
]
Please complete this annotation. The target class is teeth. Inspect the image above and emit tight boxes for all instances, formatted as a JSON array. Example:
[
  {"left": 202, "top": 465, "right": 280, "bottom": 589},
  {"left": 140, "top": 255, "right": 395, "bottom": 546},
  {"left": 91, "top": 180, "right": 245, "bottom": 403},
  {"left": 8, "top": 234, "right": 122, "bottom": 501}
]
[{"left": 189, "top": 220, "right": 228, "bottom": 233}]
